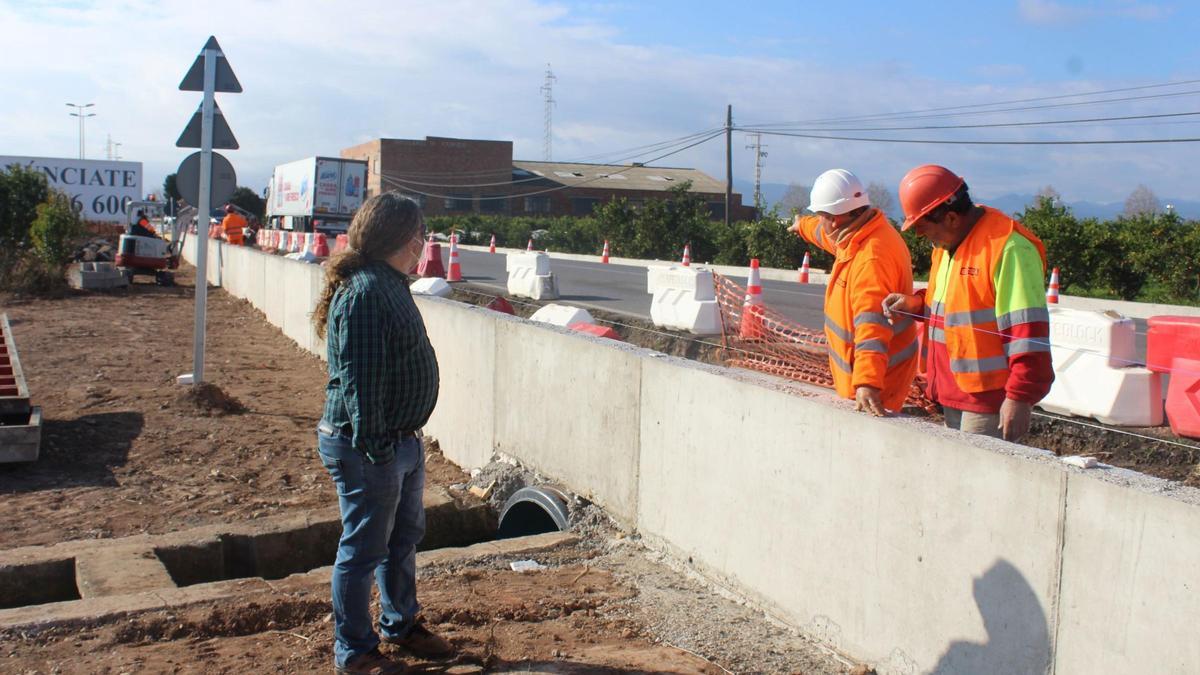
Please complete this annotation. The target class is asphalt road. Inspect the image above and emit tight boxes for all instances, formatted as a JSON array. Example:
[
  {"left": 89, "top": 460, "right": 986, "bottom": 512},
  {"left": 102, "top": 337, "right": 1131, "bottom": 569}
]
[
  {"left": 440, "top": 248, "right": 827, "bottom": 330},
  {"left": 440, "top": 247, "right": 1149, "bottom": 361}
]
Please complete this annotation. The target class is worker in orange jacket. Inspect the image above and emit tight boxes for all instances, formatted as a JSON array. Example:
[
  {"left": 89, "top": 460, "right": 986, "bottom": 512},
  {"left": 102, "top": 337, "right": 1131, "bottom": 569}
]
[
  {"left": 883, "top": 165, "right": 1053, "bottom": 441},
  {"left": 788, "top": 169, "right": 920, "bottom": 415},
  {"left": 221, "top": 205, "right": 247, "bottom": 246}
]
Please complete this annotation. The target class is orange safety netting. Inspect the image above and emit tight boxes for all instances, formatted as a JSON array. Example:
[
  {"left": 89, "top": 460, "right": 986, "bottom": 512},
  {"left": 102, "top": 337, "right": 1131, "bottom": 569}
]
[{"left": 711, "top": 272, "right": 936, "bottom": 413}]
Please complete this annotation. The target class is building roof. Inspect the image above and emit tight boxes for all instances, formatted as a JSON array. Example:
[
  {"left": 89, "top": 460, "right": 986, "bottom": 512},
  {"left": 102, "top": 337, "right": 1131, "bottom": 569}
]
[{"left": 512, "top": 160, "right": 728, "bottom": 194}]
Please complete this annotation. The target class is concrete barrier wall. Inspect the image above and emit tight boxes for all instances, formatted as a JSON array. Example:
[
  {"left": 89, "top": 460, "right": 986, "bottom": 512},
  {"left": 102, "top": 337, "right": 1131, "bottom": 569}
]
[
  {"left": 182, "top": 238, "right": 1200, "bottom": 674},
  {"left": 638, "top": 357, "right": 1064, "bottom": 672},
  {"left": 492, "top": 319, "right": 643, "bottom": 526},
  {"left": 417, "top": 300, "right": 498, "bottom": 470}
]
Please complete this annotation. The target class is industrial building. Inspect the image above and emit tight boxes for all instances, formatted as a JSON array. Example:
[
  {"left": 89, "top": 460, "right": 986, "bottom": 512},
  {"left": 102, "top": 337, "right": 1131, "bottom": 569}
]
[{"left": 340, "top": 136, "right": 756, "bottom": 220}]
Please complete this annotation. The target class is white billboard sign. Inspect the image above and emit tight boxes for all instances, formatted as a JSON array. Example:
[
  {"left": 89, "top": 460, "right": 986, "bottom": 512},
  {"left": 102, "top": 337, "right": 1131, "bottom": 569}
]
[{"left": 0, "top": 155, "right": 143, "bottom": 223}]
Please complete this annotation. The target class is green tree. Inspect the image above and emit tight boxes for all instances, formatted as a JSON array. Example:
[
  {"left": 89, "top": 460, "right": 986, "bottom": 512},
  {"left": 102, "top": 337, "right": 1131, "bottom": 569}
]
[
  {"left": 30, "top": 190, "right": 85, "bottom": 265},
  {"left": 1018, "top": 196, "right": 1088, "bottom": 292},
  {"left": 0, "top": 163, "right": 50, "bottom": 247},
  {"left": 163, "top": 173, "right": 182, "bottom": 204},
  {"left": 228, "top": 186, "right": 266, "bottom": 221}
]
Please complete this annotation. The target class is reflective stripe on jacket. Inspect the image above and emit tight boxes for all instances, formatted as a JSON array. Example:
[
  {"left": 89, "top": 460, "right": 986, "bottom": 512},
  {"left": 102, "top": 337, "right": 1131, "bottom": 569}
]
[
  {"left": 794, "top": 210, "right": 920, "bottom": 411},
  {"left": 925, "top": 207, "right": 1048, "bottom": 393}
]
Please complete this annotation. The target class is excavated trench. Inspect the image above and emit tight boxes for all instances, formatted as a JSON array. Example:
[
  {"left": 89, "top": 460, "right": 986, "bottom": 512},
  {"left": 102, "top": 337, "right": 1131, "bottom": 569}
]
[{"left": 0, "top": 483, "right": 576, "bottom": 615}]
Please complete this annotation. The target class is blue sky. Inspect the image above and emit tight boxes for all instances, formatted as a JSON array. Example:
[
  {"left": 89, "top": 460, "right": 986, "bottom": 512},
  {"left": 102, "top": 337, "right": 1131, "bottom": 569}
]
[{"left": 1, "top": 0, "right": 1198, "bottom": 205}]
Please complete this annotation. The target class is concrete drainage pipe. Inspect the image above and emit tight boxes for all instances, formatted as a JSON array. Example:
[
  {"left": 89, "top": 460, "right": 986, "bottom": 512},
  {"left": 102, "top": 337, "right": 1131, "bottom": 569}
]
[{"left": 497, "top": 486, "right": 570, "bottom": 539}]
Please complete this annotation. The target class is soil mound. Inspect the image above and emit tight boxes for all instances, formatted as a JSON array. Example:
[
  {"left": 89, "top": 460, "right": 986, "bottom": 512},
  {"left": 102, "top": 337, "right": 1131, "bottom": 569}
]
[{"left": 176, "top": 382, "right": 247, "bottom": 416}]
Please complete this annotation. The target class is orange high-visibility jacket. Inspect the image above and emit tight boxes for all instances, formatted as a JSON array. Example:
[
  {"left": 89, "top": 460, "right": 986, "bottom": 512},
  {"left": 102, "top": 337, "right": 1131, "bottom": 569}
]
[
  {"left": 221, "top": 212, "right": 247, "bottom": 244},
  {"left": 926, "top": 207, "right": 1047, "bottom": 393},
  {"left": 221, "top": 212, "right": 246, "bottom": 236},
  {"left": 794, "top": 210, "right": 920, "bottom": 410}
]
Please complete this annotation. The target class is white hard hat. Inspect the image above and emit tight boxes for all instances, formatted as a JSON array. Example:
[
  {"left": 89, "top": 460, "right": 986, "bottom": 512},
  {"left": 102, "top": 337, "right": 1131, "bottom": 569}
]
[{"left": 807, "top": 169, "right": 870, "bottom": 216}]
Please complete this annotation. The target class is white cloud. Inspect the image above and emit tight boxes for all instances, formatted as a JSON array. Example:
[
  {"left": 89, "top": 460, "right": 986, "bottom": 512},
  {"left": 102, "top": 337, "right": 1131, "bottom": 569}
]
[
  {"left": 1018, "top": 0, "right": 1173, "bottom": 25},
  {"left": 0, "top": 0, "right": 1193, "bottom": 204}
]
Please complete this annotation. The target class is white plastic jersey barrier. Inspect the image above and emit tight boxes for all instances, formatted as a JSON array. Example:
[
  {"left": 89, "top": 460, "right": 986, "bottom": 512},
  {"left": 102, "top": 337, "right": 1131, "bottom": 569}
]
[
  {"left": 646, "top": 265, "right": 721, "bottom": 336},
  {"left": 410, "top": 277, "right": 452, "bottom": 298},
  {"left": 530, "top": 304, "right": 594, "bottom": 327},
  {"left": 506, "top": 252, "right": 559, "bottom": 300},
  {"left": 1049, "top": 308, "right": 1136, "bottom": 367},
  {"left": 1038, "top": 307, "right": 1163, "bottom": 426}
]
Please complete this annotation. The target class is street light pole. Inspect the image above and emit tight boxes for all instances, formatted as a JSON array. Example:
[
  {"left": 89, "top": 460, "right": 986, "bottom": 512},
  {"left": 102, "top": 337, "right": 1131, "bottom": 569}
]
[{"left": 66, "top": 103, "right": 96, "bottom": 159}]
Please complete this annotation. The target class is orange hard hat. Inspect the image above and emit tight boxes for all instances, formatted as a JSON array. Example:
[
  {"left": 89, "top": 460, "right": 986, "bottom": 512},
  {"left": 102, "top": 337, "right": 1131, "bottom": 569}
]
[{"left": 899, "top": 164, "right": 964, "bottom": 231}]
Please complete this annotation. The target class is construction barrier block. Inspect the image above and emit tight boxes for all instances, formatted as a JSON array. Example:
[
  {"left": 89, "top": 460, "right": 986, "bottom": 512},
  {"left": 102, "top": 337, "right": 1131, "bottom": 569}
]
[
  {"left": 1049, "top": 307, "right": 1136, "bottom": 368},
  {"left": 1147, "top": 316, "right": 1200, "bottom": 374},
  {"left": 418, "top": 241, "right": 446, "bottom": 278},
  {"left": 569, "top": 322, "right": 622, "bottom": 341},
  {"left": 276, "top": 231, "right": 290, "bottom": 253},
  {"left": 410, "top": 277, "right": 452, "bottom": 298},
  {"left": 1165, "top": 357, "right": 1200, "bottom": 439},
  {"left": 530, "top": 304, "right": 593, "bottom": 328},
  {"left": 1039, "top": 307, "right": 1162, "bottom": 426},
  {"left": 646, "top": 265, "right": 721, "bottom": 336},
  {"left": 333, "top": 234, "right": 349, "bottom": 255},
  {"left": 506, "top": 252, "right": 559, "bottom": 300}
]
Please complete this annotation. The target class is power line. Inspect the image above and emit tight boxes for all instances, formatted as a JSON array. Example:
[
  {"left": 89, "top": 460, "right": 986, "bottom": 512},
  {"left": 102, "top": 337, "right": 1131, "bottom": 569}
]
[
  {"left": 738, "top": 127, "right": 1200, "bottom": 146},
  {"left": 742, "top": 78, "right": 1200, "bottom": 128},
  {"left": 752, "top": 110, "right": 1200, "bottom": 133}
]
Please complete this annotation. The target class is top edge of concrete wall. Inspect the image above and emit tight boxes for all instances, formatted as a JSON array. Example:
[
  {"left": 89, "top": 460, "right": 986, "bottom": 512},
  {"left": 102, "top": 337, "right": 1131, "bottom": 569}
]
[{"left": 461, "top": 243, "right": 1200, "bottom": 320}]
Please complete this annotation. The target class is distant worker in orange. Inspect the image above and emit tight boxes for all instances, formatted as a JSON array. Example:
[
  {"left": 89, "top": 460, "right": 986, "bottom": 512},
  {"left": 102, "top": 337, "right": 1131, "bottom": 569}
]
[
  {"left": 882, "top": 165, "right": 1053, "bottom": 441},
  {"left": 787, "top": 169, "right": 920, "bottom": 416},
  {"left": 221, "top": 204, "right": 247, "bottom": 246},
  {"left": 130, "top": 209, "right": 157, "bottom": 238}
]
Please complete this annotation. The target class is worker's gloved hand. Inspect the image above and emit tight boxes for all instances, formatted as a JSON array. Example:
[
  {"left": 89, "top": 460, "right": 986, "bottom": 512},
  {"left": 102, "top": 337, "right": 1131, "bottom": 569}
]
[
  {"left": 882, "top": 293, "right": 922, "bottom": 324},
  {"left": 854, "top": 386, "right": 886, "bottom": 417},
  {"left": 999, "top": 398, "right": 1033, "bottom": 442}
]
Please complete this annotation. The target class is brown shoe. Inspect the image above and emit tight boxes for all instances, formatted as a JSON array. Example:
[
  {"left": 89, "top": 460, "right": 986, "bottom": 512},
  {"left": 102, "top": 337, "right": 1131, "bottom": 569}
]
[
  {"left": 336, "top": 647, "right": 406, "bottom": 674},
  {"left": 383, "top": 621, "right": 455, "bottom": 659}
]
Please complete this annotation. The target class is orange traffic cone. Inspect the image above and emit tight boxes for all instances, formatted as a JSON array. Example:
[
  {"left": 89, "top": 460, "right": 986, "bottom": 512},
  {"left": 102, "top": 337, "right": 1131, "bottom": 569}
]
[
  {"left": 601, "top": 240, "right": 610, "bottom": 264},
  {"left": 526, "top": 238, "right": 534, "bottom": 251},
  {"left": 681, "top": 244, "right": 691, "bottom": 267},
  {"left": 447, "top": 233, "right": 463, "bottom": 282},
  {"left": 739, "top": 259, "right": 766, "bottom": 339},
  {"left": 313, "top": 233, "right": 330, "bottom": 258},
  {"left": 798, "top": 252, "right": 811, "bottom": 283},
  {"left": 489, "top": 234, "right": 497, "bottom": 254},
  {"left": 1046, "top": 267, "right": 1060, "bottom": 304}
]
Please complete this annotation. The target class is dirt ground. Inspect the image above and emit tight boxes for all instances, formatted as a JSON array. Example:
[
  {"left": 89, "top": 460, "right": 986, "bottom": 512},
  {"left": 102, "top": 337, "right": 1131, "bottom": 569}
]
[
  {"left": 0, "top": 538, "right": 851, "bottom": 674},
  {"left": 0, "top": 264, "right": 465, "bottom": 549}
]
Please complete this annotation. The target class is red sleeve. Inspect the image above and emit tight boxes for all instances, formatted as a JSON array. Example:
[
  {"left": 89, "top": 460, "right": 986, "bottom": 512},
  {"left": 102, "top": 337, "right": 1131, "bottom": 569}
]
[{"left": 1003, "top": 321, "right": 1054, "bottom": 404}]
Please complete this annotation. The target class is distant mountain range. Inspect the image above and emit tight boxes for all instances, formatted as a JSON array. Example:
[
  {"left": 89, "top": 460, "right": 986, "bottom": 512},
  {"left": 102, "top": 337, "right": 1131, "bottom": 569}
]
[{"left": 735, "top": 180, "right": 1199, "bottom": 221}]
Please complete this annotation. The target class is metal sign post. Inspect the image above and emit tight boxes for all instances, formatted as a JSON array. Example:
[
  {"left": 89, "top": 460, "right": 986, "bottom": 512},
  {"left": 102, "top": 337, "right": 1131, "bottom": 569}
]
[{"left": 176, "top": 36, "right": 241, "bottom": 386}]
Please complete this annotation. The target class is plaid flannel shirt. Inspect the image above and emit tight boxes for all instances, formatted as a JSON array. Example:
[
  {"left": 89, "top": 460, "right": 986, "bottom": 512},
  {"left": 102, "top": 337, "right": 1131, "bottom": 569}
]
[{"left": 321, "top": 261, "right": 440, "bottom": 463}]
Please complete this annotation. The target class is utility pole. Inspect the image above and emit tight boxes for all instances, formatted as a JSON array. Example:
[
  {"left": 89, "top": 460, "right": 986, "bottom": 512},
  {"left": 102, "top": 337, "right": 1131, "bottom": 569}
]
[
  {"left": 725, "top": 104, "right": 732, "bottom": 228},
  {"left": 541, "top": 64, "right": 557, "bottom": 161},
  {"left": 745, "top": 132, "right": 768, "bottom": 212},
  {"left": 66, "top": 102, "right": 96, "bottom": 159}
]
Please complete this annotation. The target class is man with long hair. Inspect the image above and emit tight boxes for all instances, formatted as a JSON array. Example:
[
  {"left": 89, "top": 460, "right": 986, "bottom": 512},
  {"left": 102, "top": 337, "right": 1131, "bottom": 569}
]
[{"left": 312, "top": 192, "right": 453, "bottom": 674}]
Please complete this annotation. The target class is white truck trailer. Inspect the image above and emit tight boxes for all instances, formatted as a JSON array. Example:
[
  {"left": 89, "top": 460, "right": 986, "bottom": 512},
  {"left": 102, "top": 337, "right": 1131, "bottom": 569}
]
[{"left": 264, "top": 156, "right": 368, "bottom": 234}]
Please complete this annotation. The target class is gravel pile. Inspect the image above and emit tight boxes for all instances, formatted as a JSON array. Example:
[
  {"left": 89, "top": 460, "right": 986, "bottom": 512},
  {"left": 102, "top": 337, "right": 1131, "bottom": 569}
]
[{"left": 75, "top": 238, "right": 116, "bottom": 263}]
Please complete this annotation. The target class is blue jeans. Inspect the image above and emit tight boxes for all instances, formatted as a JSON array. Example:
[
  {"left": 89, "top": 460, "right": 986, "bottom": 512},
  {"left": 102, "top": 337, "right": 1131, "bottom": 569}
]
[{"left": 317, "top": 428, "right": 426, "bottom": 668}]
